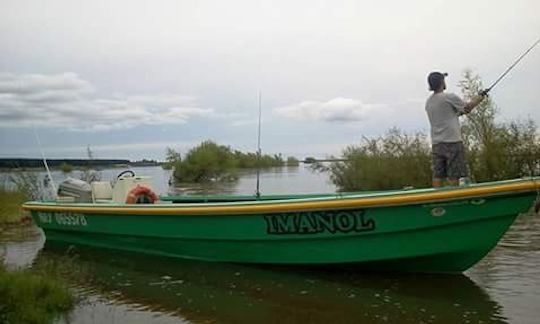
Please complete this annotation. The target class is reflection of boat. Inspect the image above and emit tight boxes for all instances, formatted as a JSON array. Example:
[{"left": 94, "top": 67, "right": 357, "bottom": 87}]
[
  {"left": 22, "top": 172, "right": 540, "bottom": 272},
  {"left": 40, "top": 243, "right": 507, "bottom": 324}
]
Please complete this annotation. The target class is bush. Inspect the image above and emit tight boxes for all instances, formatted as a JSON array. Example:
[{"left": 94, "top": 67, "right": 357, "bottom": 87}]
[
  {"left": 173, "top": 141, "right": 238, "bottom": 182},
  {"left": 168, "top": 141, "right": 286, "bottom": 183},
  {"left": 323, "top": 128, "right": 432, "bottom": 191},
  {"left": 233, "top": 151, "right": 283, "bottom": 168}
]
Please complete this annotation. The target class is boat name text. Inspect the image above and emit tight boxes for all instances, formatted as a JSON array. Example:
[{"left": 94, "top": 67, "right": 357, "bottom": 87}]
[
  {"left": 37, "top": 212, "right": 88, "bottom": 227},
  {"left": 264, "top": 210, "right": 375, "bottom": 235}
]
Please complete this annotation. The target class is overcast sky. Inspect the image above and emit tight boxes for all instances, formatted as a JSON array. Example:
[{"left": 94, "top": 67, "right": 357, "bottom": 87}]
[{"left": 1, "top": 0, "right": 539, "bottom": 160}]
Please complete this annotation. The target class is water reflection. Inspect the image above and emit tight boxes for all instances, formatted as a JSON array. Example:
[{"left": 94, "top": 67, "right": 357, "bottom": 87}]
[
  {"left": 1, "top": 214, "right": 538, "bottom": 323},
  {"left": 0, "top": 226, "right": 44, "bottom": 270},
  {"left": 38, "top": 243, "right": 506, "bottom": 324},
  {"left": 467, "top": 213, "right": 540, "bottom": 324}
]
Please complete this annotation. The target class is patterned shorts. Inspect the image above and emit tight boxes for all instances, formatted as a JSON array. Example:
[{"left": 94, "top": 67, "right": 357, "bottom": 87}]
[{"left": 431, "top": 142, "right": 468, "bottom": 179}]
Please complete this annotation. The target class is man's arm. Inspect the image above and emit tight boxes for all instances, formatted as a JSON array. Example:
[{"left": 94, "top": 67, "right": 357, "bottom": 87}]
[
  {"left": 463, "top": 90, "right": 489, "bottom": 114},
  {"left": 463, "top": 95, "right": 486, "bottom": 114}
]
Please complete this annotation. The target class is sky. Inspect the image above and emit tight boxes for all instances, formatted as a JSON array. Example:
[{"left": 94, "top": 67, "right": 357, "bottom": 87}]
[{"left": 1, "top": 0, "right": 539, "bottom": 161}]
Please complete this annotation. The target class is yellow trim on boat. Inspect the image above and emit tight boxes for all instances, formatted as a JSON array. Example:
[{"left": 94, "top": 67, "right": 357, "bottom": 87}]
[{"left": 22, "top": 179, "right": 540, "bottom": 216}]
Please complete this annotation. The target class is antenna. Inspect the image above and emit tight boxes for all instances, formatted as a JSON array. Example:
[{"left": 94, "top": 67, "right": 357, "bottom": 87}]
[
  {"left": 33, "top": 127, "right": 57, "bottom": 197},
  {"left": 255, "top": 91, "right": 262, "bottom": 198}
]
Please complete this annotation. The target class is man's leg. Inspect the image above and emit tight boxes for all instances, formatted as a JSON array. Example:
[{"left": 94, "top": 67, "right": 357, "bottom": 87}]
[
  {"left": 432, "top": 144, "right": 447, "bottom": 187},
  {"left": 447, "top": 142, "right": 468, "bottom": 186}
]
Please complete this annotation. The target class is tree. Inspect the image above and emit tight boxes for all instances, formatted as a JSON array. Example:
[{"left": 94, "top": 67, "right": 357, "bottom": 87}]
[{"left": 163, "top": 147, "right": 181, "bottom": 170}]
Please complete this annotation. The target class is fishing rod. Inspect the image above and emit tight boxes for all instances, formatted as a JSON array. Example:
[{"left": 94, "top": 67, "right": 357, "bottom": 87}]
[
  {"left": 485, "top": 36, "right": 540, "bottom": 93},
  {"left": 255, "top": 92, "right": 262, "bottom": 198},
  {"left": 33, "top": 127, "right": 57, "bottom": 197}
]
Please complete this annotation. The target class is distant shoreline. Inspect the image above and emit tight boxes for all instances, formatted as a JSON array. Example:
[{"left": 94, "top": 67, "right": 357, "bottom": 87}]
[{"left": 0, "top": 158, "right": 162, "bottom": 171}]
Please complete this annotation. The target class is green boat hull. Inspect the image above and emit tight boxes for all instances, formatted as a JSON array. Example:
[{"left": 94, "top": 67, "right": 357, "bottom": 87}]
[{"left": 25, "top": 179, "right": 540, "bottom": 273}]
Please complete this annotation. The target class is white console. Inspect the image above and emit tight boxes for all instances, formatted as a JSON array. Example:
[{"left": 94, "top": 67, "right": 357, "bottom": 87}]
[{"left": 112, "top": 176, "right": 155, "bottom": 203}]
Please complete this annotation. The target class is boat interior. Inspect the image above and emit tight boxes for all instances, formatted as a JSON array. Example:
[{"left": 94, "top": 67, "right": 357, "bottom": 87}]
[{"left": 52, "top": 170, "right": 540, "bottom": 205}]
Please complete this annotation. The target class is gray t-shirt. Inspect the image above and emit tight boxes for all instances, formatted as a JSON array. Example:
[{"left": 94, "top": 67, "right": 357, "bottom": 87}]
[{"left": 425, "top": 92, "right": 466, "bottom": 144}]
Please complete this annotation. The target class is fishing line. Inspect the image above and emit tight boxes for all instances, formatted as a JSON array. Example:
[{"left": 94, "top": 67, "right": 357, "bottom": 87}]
[{"left": 484, "top": 36, "right": 540, "bottom": 212}]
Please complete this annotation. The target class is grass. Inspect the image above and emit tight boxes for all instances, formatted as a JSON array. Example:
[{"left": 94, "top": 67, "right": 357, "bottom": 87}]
[
  {"left": 0, "top": 189, "right": 78, "bottom": 324},
  {"left": 1, "top": 188, "right": 75, "bottom": 323},
  {"left": 0, "top": 188, "right": 28, "bottom": 224},
  {"left": 0, "top": 264, "right": 75, "bottom": 324}
]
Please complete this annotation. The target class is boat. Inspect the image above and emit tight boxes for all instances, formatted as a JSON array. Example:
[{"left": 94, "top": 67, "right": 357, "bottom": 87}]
[{"left": 22, "top": 172, "right": 540, "bottom": 273}]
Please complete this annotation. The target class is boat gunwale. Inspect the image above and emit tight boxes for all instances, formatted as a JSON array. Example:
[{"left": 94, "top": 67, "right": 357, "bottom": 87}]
[{"left": 22, "top": 178, "right": 540, "bottom": 216}]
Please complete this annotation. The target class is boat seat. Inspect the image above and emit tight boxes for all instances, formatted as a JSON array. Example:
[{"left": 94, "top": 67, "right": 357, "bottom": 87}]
[{"left": 91, "top": 181, "right": 113, "bottom": 202}]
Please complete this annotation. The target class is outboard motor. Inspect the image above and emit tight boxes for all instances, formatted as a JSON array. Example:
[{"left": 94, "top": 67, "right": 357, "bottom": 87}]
[{"left": 57, "top": 177, "right": 92, "bottom": 202}]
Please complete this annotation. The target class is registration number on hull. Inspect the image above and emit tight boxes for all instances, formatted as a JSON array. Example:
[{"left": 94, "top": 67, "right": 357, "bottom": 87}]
[{"left": 37, "top": 212, "right": 88, "bottom": 227}]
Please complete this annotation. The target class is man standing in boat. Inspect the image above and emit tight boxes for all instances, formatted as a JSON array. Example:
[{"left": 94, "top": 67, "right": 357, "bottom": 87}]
[{"left": 425, "top": 72, "right": 488, "bottom": 187}]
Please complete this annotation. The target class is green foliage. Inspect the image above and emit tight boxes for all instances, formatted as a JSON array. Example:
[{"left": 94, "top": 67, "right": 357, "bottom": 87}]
[
  {"left": 324, "top": 128, "right": 432, "bottom": 191},
  {"left": 168, "top": 141, "right": 285, "bottom": 183},
  {"left": 232, "top": 150, "right": 283, "bottom": 168},
  {"left": 173, "top": 141, "right": 238, "bottom": 182},
  {"left": 0, "top": 264, "right": 74, "bottom": 324},
  {"left": 459, "top": 70, "right": 540, "bottom": 182}
]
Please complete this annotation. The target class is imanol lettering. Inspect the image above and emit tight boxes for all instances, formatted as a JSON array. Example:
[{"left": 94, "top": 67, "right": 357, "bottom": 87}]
[{"left": 263, "top": 210, "right": 375, "bottom": 235}]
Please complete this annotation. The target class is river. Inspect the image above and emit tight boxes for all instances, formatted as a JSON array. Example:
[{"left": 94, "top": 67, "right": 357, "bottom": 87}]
[{"left": 1, "top": 166, "right": 539, "bottom": 323}]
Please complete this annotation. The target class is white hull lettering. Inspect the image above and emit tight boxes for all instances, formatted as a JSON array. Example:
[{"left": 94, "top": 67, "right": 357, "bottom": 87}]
[{"left": 36, "top": 212, "right": 88, "bottom": 227}]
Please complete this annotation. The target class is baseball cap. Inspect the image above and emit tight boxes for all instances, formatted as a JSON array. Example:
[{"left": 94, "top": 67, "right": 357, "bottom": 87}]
[{"left": 428, "top": 72, "right": 448, "bottom": 91}]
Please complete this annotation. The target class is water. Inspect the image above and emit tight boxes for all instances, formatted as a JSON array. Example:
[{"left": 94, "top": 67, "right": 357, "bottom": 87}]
[
  {"left": 1, "top": 166, "right": 540, "bottom": 323},
  {"left": 0, "top": 165, "right": 335, "bottom": 196}
]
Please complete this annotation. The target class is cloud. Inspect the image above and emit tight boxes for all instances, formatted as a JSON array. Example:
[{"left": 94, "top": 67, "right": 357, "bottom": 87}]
[
  {"left": 273, "top": 97, "right": 380, "bottom": 122},
  {"left": 0, "top": 72, "right": 213, "bottom": 131}
]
